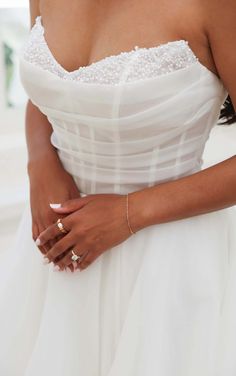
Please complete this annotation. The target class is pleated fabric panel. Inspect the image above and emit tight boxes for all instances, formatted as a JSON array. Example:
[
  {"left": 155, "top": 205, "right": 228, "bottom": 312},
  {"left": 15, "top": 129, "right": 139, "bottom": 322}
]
[{"left": 19, "top": 59, "right": 227, "bottom": 195}]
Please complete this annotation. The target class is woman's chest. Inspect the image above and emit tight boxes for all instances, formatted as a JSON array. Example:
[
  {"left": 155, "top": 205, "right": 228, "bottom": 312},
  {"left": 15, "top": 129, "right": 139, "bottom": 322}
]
[{"left": 38, "top": 0, "right": 206, "bottom": 74}]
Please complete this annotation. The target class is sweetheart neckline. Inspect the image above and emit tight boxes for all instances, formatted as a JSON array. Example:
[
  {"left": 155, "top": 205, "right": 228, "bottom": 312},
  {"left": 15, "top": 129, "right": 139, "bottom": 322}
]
[{"left": 35, "top": 15, "right": 220, "bottom": 82}]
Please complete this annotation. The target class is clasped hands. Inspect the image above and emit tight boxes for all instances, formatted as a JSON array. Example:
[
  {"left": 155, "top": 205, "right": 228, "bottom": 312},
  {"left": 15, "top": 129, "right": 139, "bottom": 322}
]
[{"left": 35, "top": 193, "right": 135, "bottom": 272}]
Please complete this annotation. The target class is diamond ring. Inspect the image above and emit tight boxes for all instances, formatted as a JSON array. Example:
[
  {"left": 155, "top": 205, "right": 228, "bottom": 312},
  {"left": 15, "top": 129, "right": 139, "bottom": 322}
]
[{"left": 71, "top": 250, "right": 82, "bottom": 262}]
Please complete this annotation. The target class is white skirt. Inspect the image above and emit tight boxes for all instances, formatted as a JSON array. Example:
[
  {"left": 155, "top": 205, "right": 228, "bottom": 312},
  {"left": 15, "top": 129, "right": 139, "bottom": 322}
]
[{"left": 0, "top": 201, "right": 236, "bottom": 376}]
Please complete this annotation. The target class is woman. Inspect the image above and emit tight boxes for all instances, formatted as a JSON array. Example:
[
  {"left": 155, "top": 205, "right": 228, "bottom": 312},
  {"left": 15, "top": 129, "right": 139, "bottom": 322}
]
[{"left": 0, "top": 0, "right": 236, "bottom": 374}]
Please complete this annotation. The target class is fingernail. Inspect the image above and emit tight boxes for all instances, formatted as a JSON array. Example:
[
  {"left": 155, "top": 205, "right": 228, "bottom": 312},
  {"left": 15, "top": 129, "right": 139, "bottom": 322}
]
[
  {"left": 53, "top": 265, "right": 61, "bottom": 272},
  {"left": 35, "top": 238, "right": 41, "bottom": 246},
  {"left": 50, "top": 203, "right": 61, "bottom": 209},
  {"left": 65, "top": 267, "right": 71, "bottom": 272},
  {"left": 43, "top": 257, "right": 50, "bottom": 265}
]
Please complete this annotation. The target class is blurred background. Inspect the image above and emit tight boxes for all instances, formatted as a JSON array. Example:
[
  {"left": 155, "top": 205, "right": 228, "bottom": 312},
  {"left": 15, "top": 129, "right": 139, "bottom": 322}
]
[
  {"left": 0, "top": 1, "right": 235, "bottom": 254},
  {"left": 0, "top": 1, "right": 29, "bottom": 253}
]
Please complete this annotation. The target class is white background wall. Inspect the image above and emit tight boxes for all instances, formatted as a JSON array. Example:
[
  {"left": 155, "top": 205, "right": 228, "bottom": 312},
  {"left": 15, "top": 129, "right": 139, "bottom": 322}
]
[
  {"left": 0, "top": 4, "right": 29, "bottom": 253},
  {"left": 0, "top": 1, "right": 28, "bottom": 7}
]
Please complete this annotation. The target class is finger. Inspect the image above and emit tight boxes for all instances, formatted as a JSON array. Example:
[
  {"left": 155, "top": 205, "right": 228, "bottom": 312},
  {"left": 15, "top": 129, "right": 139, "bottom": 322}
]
[
  {"left": 52, "top": 249, "right": 73, "bottom": 272},
  {"left": 56, "top": 248, "right": 89, "bottom": 270},
  {"left": 38, "top": 223, "right": 52, "bottom": 254},
  {"left": 49, "top": 196, "right": 93, "bottom": 214},
  {"left": 33, "top": 222, "right": 47, "bottom": 255},
  {"left": 32, "top": 222, "right": 38, "bottom": 241},
  {"left": 48, "top": 231, "right": 64, "bottom": 254},
  {"left": 78, "top": 249, "right": 98, "bottom": 271},
  {"left": 48, "top": 237, "right": 61, "bottom": 257},
  {"left": 44, "top": 232, "right": 75, "bottom": 264},
  {"left": 66, "top": 263, "right": 74, "bottom": 273},
  {"left": 36, "top": 219, "right": 70, "bottom": 246}
]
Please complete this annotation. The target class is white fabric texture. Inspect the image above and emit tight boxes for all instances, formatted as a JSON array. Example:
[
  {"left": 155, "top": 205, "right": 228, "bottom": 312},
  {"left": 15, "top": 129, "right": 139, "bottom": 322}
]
[{"left": 0, "top": 15, "right": 236, "bottom": 376}]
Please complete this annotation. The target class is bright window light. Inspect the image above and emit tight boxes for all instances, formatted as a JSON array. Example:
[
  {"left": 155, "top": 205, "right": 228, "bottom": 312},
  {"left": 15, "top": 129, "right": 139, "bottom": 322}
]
[{"left": 0, "top": 1, "right": 28, "bottom": 7}]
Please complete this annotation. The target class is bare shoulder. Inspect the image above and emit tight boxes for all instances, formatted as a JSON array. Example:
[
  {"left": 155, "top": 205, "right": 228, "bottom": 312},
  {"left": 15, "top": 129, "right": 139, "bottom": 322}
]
[
  {"left": 202, "top": 0, "right": 236, "bottom": 21},
  {"left": 200, "top": 0, "right": 236, "bottom": 44},
  {"left": 202, "top": 0, "right": 236, "bottom": 107},
  {"left": 201, "top": 0, "right": 236, "bottom": 66},
  {"left": 29, "top": 0, "right": 41, "bottom": 28},
  {"left": 202, "top": 0, "right": 236, "bottom": 38}
]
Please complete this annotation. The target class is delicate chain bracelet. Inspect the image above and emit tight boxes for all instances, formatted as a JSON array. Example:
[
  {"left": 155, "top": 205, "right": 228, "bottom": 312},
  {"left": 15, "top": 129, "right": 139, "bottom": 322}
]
[{"left": 126, "top": 193, "right": 136, "bottom": 235}]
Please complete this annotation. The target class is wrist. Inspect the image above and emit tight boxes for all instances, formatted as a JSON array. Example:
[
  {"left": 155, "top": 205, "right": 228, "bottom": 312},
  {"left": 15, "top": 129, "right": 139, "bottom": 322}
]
[{"left": 127, "top": 188, "right": 155, "bottom": 233}]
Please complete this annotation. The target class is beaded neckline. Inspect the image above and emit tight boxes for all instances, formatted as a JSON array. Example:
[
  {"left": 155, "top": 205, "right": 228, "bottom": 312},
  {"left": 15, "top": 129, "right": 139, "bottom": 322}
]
[
  {"left": 36, "top": 15, "right": 198, "bottom": 76},
  {"left": 21, "top": 15, "right": 219, "bottom": 85}
]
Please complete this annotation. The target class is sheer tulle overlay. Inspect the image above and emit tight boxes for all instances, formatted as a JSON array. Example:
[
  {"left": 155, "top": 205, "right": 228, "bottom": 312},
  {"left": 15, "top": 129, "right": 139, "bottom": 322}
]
[{"left": 0, "top": 16, "right": 236, "bottom": 376}]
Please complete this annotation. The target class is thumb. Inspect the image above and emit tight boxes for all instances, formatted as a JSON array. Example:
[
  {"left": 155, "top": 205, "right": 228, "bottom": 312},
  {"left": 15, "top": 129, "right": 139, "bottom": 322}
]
[{"left": 49, "top": 197, "right": 90, "bottom": 213}]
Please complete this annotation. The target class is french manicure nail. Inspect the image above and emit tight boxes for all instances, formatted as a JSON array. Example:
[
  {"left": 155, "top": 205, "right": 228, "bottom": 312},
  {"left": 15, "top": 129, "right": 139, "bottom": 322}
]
[
  {"left": 35, "top": 238, "right": 41, "bottom": 246},
  {"left": 50, "top": 203, "right": 61, "bottom": 209},
  {"left": 53, "top": 265, "right": 61, "bottom": 272},
  {"left": 43, "top": 257, "right": 50, "bottom": 265}
]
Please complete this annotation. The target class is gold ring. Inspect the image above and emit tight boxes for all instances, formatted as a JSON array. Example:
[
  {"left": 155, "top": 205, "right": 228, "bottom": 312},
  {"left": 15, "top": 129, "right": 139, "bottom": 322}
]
[{"left": 56, "top": 218, "right": 69, "bottom": 234}]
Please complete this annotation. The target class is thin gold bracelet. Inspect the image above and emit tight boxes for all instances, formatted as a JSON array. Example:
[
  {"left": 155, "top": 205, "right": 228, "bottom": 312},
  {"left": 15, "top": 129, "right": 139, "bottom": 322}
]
[{"left": 126, "top": 193, "right": 136, "bottom": 235}]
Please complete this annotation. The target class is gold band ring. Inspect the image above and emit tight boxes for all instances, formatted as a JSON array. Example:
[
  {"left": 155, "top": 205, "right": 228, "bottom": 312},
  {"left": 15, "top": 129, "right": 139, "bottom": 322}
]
[{"left": 56, "top": 218, "right": 69, "bottom": 234}]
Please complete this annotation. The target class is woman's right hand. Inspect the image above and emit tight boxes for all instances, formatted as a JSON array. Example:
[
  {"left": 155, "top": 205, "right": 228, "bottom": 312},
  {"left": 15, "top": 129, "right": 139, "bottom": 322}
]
[{"left": 28, "top": 154, "right": 81, "bottom": 270}]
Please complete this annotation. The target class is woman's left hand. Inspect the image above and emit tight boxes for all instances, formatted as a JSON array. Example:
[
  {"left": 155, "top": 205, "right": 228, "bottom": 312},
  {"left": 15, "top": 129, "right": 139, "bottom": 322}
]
[{"left": 36, "top": 194, "right": 136, "bottom": 271}]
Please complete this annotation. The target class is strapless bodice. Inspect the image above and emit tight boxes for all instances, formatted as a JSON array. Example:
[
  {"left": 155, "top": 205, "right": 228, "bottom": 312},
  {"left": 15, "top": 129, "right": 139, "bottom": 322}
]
[{"left": 19, "top": 16, "right": 228, "bottom": 194}]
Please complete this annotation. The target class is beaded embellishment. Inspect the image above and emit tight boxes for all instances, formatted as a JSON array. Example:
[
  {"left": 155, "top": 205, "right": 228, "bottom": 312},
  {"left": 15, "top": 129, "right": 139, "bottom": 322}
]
[{"left": 21, "top": 16, "right": 199, "bottom": 85}]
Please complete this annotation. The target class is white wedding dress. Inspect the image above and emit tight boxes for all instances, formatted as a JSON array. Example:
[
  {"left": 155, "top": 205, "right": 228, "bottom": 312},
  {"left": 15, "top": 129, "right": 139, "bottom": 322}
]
[{"left": 1, "top": 15, "right": 236, "bottom": 376}]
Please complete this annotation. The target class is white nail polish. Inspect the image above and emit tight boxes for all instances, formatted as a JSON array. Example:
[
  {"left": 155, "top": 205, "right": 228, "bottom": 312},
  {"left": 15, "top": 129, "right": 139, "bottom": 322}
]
[
  {"left": 43, "top": 257, "right": 50, "bottom": 265},
  {"left": 53, "top": 265, "right": 61, "bottom": 272},
  {"left": 35, "top": 238, "right": 41, "bottom": 246},
  {"left": 50, "top": 203, "right": 61, "bottom": 209}
]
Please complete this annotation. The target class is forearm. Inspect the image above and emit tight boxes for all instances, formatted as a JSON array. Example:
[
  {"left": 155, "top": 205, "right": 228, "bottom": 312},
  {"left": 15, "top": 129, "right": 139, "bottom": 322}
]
[
  {"left": 130, "top": 155, "right": 236, "bottom": 232},
  {"left": 25, "top": 99, "right": 63, "bottom": 176}
]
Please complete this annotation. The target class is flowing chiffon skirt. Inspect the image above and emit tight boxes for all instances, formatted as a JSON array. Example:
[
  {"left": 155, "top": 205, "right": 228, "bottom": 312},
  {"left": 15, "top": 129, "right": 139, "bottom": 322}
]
[{"left": 0, "top": 198, "right": 236, "bottom": 376}]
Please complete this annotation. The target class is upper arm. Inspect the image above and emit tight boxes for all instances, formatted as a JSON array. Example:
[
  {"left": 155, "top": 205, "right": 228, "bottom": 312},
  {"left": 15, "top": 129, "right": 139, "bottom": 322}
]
[
  {"left": 29, "top": 0, "right": 40, "bottom": 28},
  {"left": 205, "top": 0, "right": 236, "bottom": 109}
]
